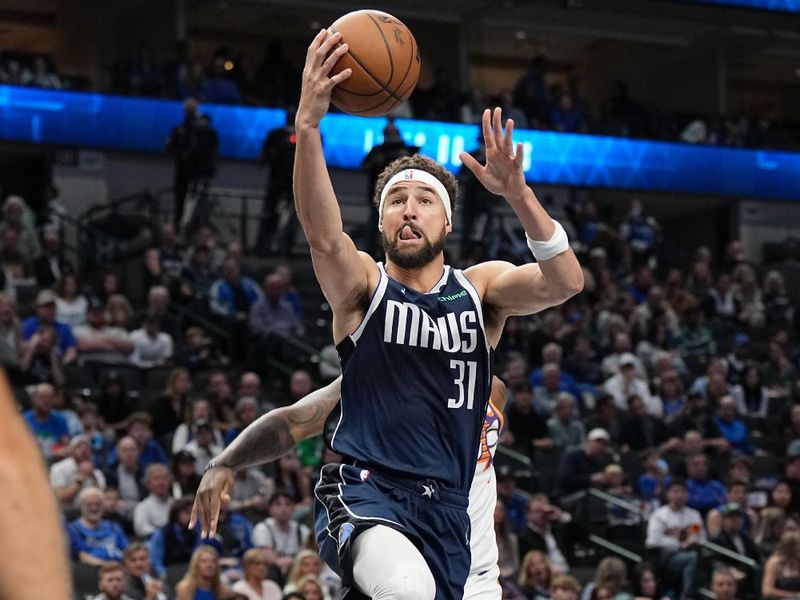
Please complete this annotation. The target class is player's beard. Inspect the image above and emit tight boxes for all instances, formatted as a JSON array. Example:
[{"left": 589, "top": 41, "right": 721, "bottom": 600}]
[{"left": 382, "top": 224, "right": 446, "bottom": 269}]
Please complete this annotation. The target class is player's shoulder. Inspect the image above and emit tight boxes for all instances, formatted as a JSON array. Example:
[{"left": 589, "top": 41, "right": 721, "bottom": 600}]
[{"left": 463, "top": 260, "right": 517, "bottom": 293}]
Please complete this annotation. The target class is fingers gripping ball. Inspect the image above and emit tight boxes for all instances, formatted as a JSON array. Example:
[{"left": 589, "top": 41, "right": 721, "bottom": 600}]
[{"left": 328, "top": 10, "right": 420, "bottom": 117}]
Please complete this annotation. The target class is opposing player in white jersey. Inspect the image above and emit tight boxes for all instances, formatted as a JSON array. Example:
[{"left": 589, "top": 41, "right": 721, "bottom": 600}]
[{"left": 191, "top": 375, "right": 509, "bottom": 599}]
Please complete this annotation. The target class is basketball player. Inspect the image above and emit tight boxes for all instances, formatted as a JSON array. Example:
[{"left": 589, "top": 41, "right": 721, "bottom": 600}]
[
  {"left": 207, "top": 28, "right": 581, "bottom": 599},
  {"left": 191, "top": 376, "right": 507, "bottom": 599},
  {"left": 0, "top": 373, "right": 71, "bottom": 599}
]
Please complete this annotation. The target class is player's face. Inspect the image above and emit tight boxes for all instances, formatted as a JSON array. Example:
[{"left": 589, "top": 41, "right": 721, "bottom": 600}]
[{"left": 381, "top": 182, "right": 448, "bottom": 269}]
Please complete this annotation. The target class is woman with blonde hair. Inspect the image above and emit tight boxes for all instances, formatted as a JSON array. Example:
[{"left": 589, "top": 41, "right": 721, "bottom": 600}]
[
  {"left": 283, "top": 550, "right": 331, "bottom": 600},
  {"left": 518, "top": 550, "right": 551, "bottom": 600},
  {"left": 231, "top": 548, "right": 282, "bottom": 600},
  {"left": 106, "top": 293, "right": 134, "bottom": 330},
  {"left": 175, "top": 545, "right": 240, "bottom": 600},
  {"left": 295, "top": 574, "right": 325, "bottom": 600},
  {"left": 762, "top": 529, "right": 800, "bottom": 598},
  {"left": 581, "top": 557, "right": 633, "bottom": 600}
]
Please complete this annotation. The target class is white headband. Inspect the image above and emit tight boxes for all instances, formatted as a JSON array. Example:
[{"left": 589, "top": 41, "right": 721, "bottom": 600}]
[{"left": 378, "top": 169, "right": 452, "bottom": 225}]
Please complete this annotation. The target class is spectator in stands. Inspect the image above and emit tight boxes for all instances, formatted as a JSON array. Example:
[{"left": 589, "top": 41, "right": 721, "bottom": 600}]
[
  {"left": 204, "top": 503, "right": 253, "bottom": 566},
  {"left": 210, "top": 258, "right": 261, "bottom": 319},
  {"left": 604, "top": 353, "right": 660, "bottom": 415},
  {"left": 584, "top": 393, "right": 622, "bottom": 442},
  {"left": 238, "top": 371, "right": 267, "bottom": 407},
  {"left": 175, "top": 545, "right": 238, "bottom": 600},
  {"left": 550, "top": 92, "right": 586, "bottom": 133},
  {"left": 173, "top": 398, "right": 225, "bottom": 454},
  {"left": 581, "top": 557, "right": 632, "bottom": 600},
  {"left": 656, "top": 371, "right": 686, "bottom": 421},
  {"left": 762, "top": 530, "right": 800, "bottom": 599},
  {"left": 494, "top": 497, "right": 520, "bottom": 579},
  {"left": 34, "top": 228, "right": 72, "bottom": 288},
  {"left": 517, "top": 550, "right": 551, "bottom": 600},
  {"left": 96, "top": 270, "right": 122, "bottom": 305},
  {"left": 272, "top": 450, "right": 311, "bottom": 511},
  {"left": 620, "top": 394, "right": 676, "bottom": 453},
  {"left": 637, "top": 451, "right": 671, "bottom": 503},
  {"left": 518, "top": 494, "right": 570, "bottom": 574},
  {"left": 171, "top": 449, "right": 201, "bottom": 499},
  {"left": 129, "top": 314, "right": 173, "bottom": 368},
  {"left": 707, "top": 480, "right": 758, "bottom": 538},
  {"left": 712, "top": 502, "right": 761, "bottom": 572},
  {"left": 148, "top": 497, "right": 199, "bottom": 578},
  {"left": 224, "top": 396, "right": 261, "bottom": 445},
  {"left": 92, "top": 562, "right": 133, "bottom": 600},
  {"left": 150, "top": 367, "right": 191, "bottom": 442},
  {"left": 686, "top": 453, "right": 727, "bottom": 516},
  {"left": 51, "top": 434, "right": 107, "bottom": 509},
  {"left": 249, "top": 273, "right": 305, "bottom": 339},
  {"left": 68, "top": 487, "right": 129, "bottom": 566},
  {"left": 207, "top": 370, "right": 236, "bottom": 425},
  {"left": 134, "top": 286, "right": 180, "bottom": 342},
  {"left": 738, "top": 365, "right": 769, "bottom": 418},
  {"left": 669, "top": 392, "right": 727, "bottom": 452},
  {"left": 505, "top": 382, "right": 553, "bottom": 455},
  {"left": 0, "top": 224, "right": 32, "bottom": 287},
  {"left": 96, "top": 371, "right": 136, "bottom": 428},
  {"left": 180, "top": 245, "right": 216, "bottom": 299},
  {"left": 547, "top": 393, "right": 585, "bottom": 453},
  {"left": 184, "top": 419, "right": 223, "bottom": 475},
  {"left": 646, "top": 479, "right": 704, "bottom": 600},
  {"left": 631, "top": 564, "right": 663, "bottom": 600},
  {"left": 763, "top": 271, "right": 795, "bottom": 329},
  {"left": 733, "top": 264, "right": 764, "bottom": 329},
  {"left": 556, "top": 428, "right": 611, "bottom": 496},
  {"left": 2, "top": 195, "right": 41, "bottom": 261},
  {"left": 22, "top": 289, "right": 77, "bottom": 363},
  {"left": 20, "top": 322, "right": 65, "bottom": 385},
  {"left": 533, "top": 364, "right": 572, "bottom": 416},
  {"left": 22, "top": 382, "right": 69, "bottom": 459},
  {"left": 496, "top": 465, "right": 529, "bottom": 535},
  {"left": 765, "top": 338, "right": 797, "bottom": 397},
  {"left": 756, "top": 507, "right": 789, "bottom": 558},
  {"left": 55, "top": 273, "right": 87, "bottom": 327},
  {"left": 232, "top": 548, "right": 282, "bottom": 600},
  {"left": 253, "top": 490, "right": 311, "bottom": 577},
  {"left": 0, "top": 292, "right": 20, "bottom": 374},
  {"left": 106, "top": 294, "right": 135, "bottom": 330},
  {"left": 122, "top": 542, "right": 167, "bottom": 600},
  {"left": 74, "top": 296, "right": 134, "bottom": 363},
  {"left": 714, "top": 395, "right": 753, "bottom": 454},
  {"left": 124, "top": 412, "right": 169, "bottom": 471},
  {"left": 177, "top": 326, "right": 222, "bottom": 373},
  {"left": 550, "top": 574, "right": 582, "bottom": 600},
  {"left": 710, "top": 568, "right": 739, "bottom": 600},
  {"left": 105, "top": 436, "right": 145, "bottom": 516},
  {"left": 133, "top": 464, "right": 174, "bottom": 538},
  {"left": 228, "top": 465, "right": 271, "bottom": 517}
]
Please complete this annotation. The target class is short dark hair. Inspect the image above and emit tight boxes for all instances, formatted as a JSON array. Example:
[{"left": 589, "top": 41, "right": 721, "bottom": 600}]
[
  {"left": 729, "top": 480, "right": 748, "bottom": 491},
  {"left": 373, "top": 154, "right": 459, "bottom": 213},
  {"left": 269, "top": 488, "right": 294, "bottom": 507},
  {"left": 667, "top": 478, "right": 687, "bottom": 491}
]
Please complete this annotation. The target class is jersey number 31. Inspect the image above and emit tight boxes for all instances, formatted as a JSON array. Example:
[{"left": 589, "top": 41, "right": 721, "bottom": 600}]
[{"left": 448, "top": 360, "right": 477, "bottom": 409}]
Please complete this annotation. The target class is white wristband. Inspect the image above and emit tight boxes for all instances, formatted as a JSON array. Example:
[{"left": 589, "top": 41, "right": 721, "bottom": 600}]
[{"left": 526, "top": 220, "right": 569, "bottom": 261}]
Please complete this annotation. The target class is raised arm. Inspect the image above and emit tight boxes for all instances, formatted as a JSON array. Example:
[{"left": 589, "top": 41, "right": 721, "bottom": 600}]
[
  {"left": 190, "top": 377, "right": 342, "bottom": 537},
  {"left": 293, "top": 30, "right": 377, "bottom": 341},
  {"left": 462, "top": 108, "right": 583, "bottom": 342}
]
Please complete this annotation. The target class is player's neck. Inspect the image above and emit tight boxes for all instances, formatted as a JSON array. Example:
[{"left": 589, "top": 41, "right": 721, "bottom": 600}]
[{"left": 385, "top": 254, "right": 446, "bottom": 293}]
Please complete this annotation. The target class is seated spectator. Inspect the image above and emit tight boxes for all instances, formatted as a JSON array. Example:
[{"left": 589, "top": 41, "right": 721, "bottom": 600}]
[
  {"left": 184, "top": 419, "right": 223, "bottom": 475},
  {"left": 564, "top": 334, "right": 603, "bottom": 385},
  {"left": 547, "top": 393, "right": 585, "bottom": 453},
  {"left": 232, "top": 548, "right": 283, "bottom": 600},
  {"left": 228, "top": 466, "right": 272, "bottom": 516},
  {"left": 51, "top": 434, "right": 107, "bottom": 509},
  {"left": 91, "top": 562, "right": 132, "bottom": 600},
  {"left": 707, "top": 480, "right": 757, "bottom": 538},
  {"left": 104, "top": 486, "right": 135, "bottom": 537},
  {"left": 52, "top": 386, "right": 83, "bottom": 436},
  {"left": 601, "top": 332, "right": 647, "bottom": 380},
  {"left": 714, "top": 395, "right": 753, "bottom": 455},
  {"left": 73, "top": 296, "right": 134, "bottom": 363},
  {"left": 550, "top": 92, "right": 585, "bottom": 133},
  {"left": 150, "top": 367, "right": 191, "bottom": 443},
  {"left": 669, "top": 392, "right": 728, "bottom": 453},
  {"left": 550, "top": 574, "right": 582, "bottom": 600},
  {"left": 529, "top": 343, "right": 583, "bottom": 398},
  {"left": 533, "top": 364, "right": 571, "bottom": 416},
  {"left": 22, "top": 289, "right": 77, "bottom": 363},
  {"left": 238, "top": 371, "right": 267, "bottom": 406},
  {"left": 207, "top": 370, "right": 236, "bottom": 425},
  {"left": 293, "top": 576, "right": 326, "bottom": 600},
  {"left": 494, "top": 497, "right": 520, "bottom": 579},
  {"left": 769, "top": 481, "right": 795, "bottom": 518},
  {"left": 180, "top": 245, "right": 216, "bottom": 298},
  {"left": 206, "top": 505, "right": 253, "bottom": 567},
  {"left": 676, "top": 303, "right": 717, "bottom": 371},
  {"left": 710, "top": 568, "right": 739, "bottom": 600},
  {"left": 737, "top": 365, "right": 769, "bottom": 419},
  {"left": 106, "top": 294, "right": 135, "bottom": 330},
  {"left": 0, "top": 292, "right": 21, "bottom": 373},
  {"left": 272, "top": 451, "right": 312, "bottom": 511},
  {"left": 132, "top": 286, "right": 180, "bottom": 342},
  {"left": 764, "top": 339, "right": 797, "bottom": 397},
  {"left": 282, "top": 550, "right": 330, "bottom": 599},
  {"left": 171, "top": 450, "right": 201, "bottom": 499},
  {"left": 631, "top": 564, "right": 664, "bottom": 600},
  {"left": 712, "top": 502, "right": 761, "bottom": 570},
  {"left": 155, "top": 223, "right": 184, "bottom": 277},
  {"left": 584, "top": 394, "right": 622, "bottom": 442},
  {"left": 97, "top": 371, "right": 136, "bottom": 429},
  {"left": 105, "top": 436, "right": 146, "bottom": 516},
  {"left": 129, "top": 314, "right": 173, "bottom": 368},
  {"left": 645, "top": 480, "right": 704, "bottom": 600},
  {"left": 209, "top": 258, "right": 261, "bottom": 319},
  {"left": 518, "top": 494, "right": 570, "bottom": 574},
  {"left": 122, "top": 542, "right": 167, "bottom": 600},
  {"left": 22, "top": 382, "right": 70, "bottom": 459},
  {"left": 173, "top": 398, "right": 225, "bottom": 454},
  {"left": 580, "top": 557, "right": 633, "bottom": 600},
  {"left": 224, "top": 397, "right": 262, "bottom": 446},
  {"left": 174, "top": 545, "right": 238, "bottom": 600},
  {"left": 124, "top": 413, "right": 169, "bottom": 471},
  {"left": 656, "top": 371, "right": 686, "bottom": 421},
  {"left": 176, "top": 326, "right": 223, "bottom": 373},
  {"left": 148, "top": 497, "right": 199, "bottom": 578},
  {"left": 497, "top": 465, "right": 529, "bottom": 535},
  {"left": 55, "top": 273, "right": 87, "bottom": 327},
  {"left": 620, "top": 394, "right": 676, "bottom": 453},
  {"left": 634, "top": 285, "right": 680, "bottom": 340},
  {"left": 637, "top": 451, "right": 672, "bottom": 503},
  {"left": 763, "top": 270, "right": 795, "bottom": 329},
  {"left": 604, "top": 353, "right": 660, "bottom": 416},
  {"left": 761, "top": 530, "right": 800, "bottom": 600},
  {"left": 33, "top": 228, "right": 73, "bottom": 288},
  {"left": 133, "top": 464, "right": 174, "bottom": 538},
  {"left": 686, "top": 453, "right": 727, "bottom": 516},
  {"left": 518, "top": 550, "right": 551, "bottom": 600},
  {"left": 253, "top": 490, "right": 311, "bottom": 577},
  {"left": 20, "top": 323, "right": 65, "bottom": 386},
  {"left": 555, "top": 428, "right": 611, "bottom": 496},
  {"left": 756, "top": 507, "right": 789, "bottom": 560},
  {"left": 68, "top": 487, "right": 129, "bottom": 566},
  {"left": 2, "top": 195, "right": 41, "bottom": 262},
  {"left": 249, "top": 273, "right": 305, "bottom": 339}
]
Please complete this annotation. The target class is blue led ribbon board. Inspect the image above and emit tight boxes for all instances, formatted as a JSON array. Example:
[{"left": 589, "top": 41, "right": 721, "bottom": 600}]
[
  {"left": 682, "top": 0, "right": 800, "bottom": 12},
  {"left": 2, "top": 85, "right": 800, "bottom": 200}
]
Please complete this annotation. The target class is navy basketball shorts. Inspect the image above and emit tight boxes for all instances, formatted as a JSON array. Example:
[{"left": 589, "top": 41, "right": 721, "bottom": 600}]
[{"left": 314, "top": 463, "right": 472, "bottom": 600}]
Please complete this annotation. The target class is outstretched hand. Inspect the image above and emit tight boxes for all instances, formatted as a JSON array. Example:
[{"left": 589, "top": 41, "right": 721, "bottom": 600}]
[
  {"left": 296, "top": 29, "right": 352, "bottom": 128},
  {"left": 188, "top": 466, "right": 235, "bottom": 538},
  {"left": 459, "top": 107, "right": 527, "bottom": 201}
]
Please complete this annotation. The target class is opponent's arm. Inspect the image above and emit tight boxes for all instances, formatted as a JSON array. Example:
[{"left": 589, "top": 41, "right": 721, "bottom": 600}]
[
  {"left": 190, "top": 377, "right": 342, "bottom": 537},
  {"left": 294, "top": 30, "right": 375, "bottom": 337},
  {"left": 462, "top": 108, "right": 583, "bottom": 322}
]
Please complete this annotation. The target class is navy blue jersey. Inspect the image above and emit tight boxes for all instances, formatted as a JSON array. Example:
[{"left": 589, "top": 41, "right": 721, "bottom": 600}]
[{"left": 327, "top": 263, "right": 492, "bottom": 491}]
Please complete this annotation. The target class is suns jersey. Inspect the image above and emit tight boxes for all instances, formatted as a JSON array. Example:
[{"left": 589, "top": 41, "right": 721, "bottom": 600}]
[
  {"left": 465, "top": 397, "right": 505, "bottom": 597},
  {"left": 328, "top": 262, "right": 492, "bottom": 491}
]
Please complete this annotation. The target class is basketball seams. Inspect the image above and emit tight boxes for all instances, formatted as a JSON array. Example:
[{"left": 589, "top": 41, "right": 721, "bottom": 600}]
[{"left": 364, "top": 11, "right": 395, "bottom": 85}]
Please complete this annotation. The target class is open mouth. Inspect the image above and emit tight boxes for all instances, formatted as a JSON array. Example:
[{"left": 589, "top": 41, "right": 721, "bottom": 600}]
[{"left": 399, "top": 224, "right": 423, "bottom": 241}]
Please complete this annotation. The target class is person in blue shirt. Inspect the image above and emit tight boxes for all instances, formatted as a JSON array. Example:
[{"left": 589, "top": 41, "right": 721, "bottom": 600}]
[
  {"left": 21, "top": 289, "right": 77, "bottom": 363},
  {"left": 22, "top": 382, "right": 69, "bottom": 460},
  {"left": 714, "top": 395, "right": 753, "bottom": 455},
  {"left": 685, "top": 453, "right": 728, "bottom": 517},
  {"left": 68, "top": 487, "right": 128, "bottom": 566},
  {"left": 209, "top": 258, "right": 262, "bottom": 319},
  {"left": 149, "top": 497, "right": 200, "bottom": 578},
  {"left": 528, "top": 342, "right": 584, "bottom": 399}
]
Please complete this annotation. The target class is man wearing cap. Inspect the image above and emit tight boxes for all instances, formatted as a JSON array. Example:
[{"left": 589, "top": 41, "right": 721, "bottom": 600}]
[
  {"left": 555, "top": 428, "right": 612, "bottom": 496},
  {"left": 50, "top": 434, "right": 107, "bottom": 508},
  {"left": 603, "top": 352, "right": 660, "bottom": 416},
  {"left": 73, "top": 296, "right": 134, "bottom": 364},
  {"left": 21, "top": 289, "right": 77, "bottom": 363},
  {"left": 712, "top": 503, "right": 760, "bottom": 565}
]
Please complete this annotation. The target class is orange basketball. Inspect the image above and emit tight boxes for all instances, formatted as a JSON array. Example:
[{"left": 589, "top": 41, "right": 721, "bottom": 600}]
[{"left": 328, "top": 10, "right": 420, "bottom": 117}]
